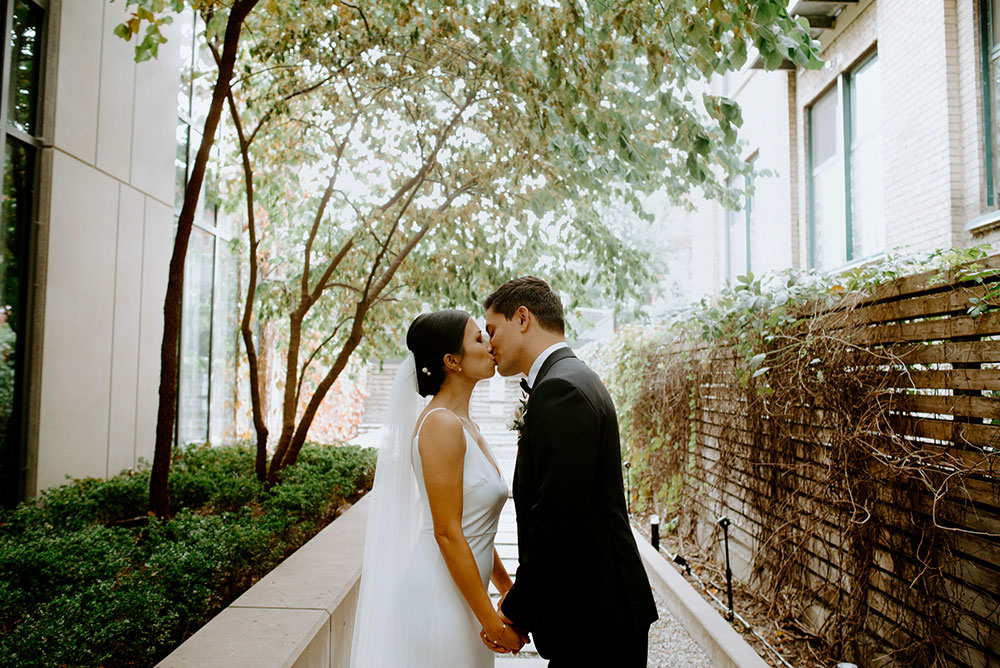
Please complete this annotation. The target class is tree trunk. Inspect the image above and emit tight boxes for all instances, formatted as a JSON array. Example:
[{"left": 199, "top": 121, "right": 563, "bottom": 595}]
[
  {"left": 224, "top": 85, "right": 269, "bottom": 482},
  {"left": 274, "top": 324, "right": 365, "bottom": 478},
  {"left": 149, "top": 0, "right": 260, "bottom": 517},
  {"left": 266, "top": 308, "right": 306, "bottom": 482}
]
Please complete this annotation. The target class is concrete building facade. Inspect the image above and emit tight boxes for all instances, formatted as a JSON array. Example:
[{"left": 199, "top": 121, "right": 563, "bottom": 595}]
[{"left": 1, "top": 0, "right": 237, "bottom": 504}]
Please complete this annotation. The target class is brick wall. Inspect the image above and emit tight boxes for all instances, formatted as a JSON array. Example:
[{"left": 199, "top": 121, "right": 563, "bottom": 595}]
[
  {"left": 689, "top": 0, "right": 997, "bottom": 294},
  {"left": 878, "top": 0, "right": 958, "bottom": 250}
]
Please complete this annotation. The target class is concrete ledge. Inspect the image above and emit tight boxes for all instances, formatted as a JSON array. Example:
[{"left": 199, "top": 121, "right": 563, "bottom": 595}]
[
  {"left": 632, "top": 527, "right": 769, "bottom": 668},
  {"left": 158, "top": 607, "right": 330, "bottom": 668},
  {"left": 157, "top": 496, "right": 369, "bottom": 668}
]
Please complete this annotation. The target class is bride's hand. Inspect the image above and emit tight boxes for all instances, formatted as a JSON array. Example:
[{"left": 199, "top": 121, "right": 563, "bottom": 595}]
[
  {"left": 494, "top": 623, "right": 526, "bottom": 653},
  {"left": 480, "top": 628, "right": 513, "bottom": 654},
  {"left": 480, "top": 619, "right": 525, "bottom": 654}
]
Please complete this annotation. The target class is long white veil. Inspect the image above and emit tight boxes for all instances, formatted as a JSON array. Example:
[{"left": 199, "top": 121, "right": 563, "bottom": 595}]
[{"left": 350, "top": 354, "right": 423, "bottom": 667}]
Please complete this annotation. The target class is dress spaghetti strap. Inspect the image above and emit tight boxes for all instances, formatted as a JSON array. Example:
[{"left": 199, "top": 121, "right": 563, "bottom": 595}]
[{"left": 413, "top": 406, "right": 450, "bottom": 442}]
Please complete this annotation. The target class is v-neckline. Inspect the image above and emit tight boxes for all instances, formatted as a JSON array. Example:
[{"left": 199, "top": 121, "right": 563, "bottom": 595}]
[{"left": 459, "top": 422, "right": 503, "bottom": 480}]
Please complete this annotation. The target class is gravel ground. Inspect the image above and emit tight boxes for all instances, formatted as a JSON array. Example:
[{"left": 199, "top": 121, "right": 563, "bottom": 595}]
[{"left": 647, "top": 586, "right": 715, "bottom": 668}]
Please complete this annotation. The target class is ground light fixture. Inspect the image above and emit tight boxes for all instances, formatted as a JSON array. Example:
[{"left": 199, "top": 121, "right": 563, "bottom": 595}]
[{"left": 717, "top": 516, "right": 734, "bottom": 621}]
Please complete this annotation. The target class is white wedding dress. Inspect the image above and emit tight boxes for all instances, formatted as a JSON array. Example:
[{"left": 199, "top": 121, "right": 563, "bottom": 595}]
[
  {"left": 353, "top": 404, "right": 508, "bottom": 667},
  {"left": 399, "top": 408, "right": 508, "bottom": 666}
]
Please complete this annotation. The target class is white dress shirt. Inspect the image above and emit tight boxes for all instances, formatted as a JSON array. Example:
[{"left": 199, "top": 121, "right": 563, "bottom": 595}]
[{"left": 526, "top": 341, "right": 569, "bottom": 388}]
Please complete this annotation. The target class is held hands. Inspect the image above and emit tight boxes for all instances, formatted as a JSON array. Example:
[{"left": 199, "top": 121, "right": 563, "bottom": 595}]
[
  {"left": 479, "top": 622, "right": 525, "bottom": 654},
  {"left": 479, "top": 595, "right": 530, "bottom": 654}
]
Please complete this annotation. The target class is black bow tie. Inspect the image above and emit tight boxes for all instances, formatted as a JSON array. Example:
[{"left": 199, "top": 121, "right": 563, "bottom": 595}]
[{"left": 519, "top": 378, "right": 532, "bottom": 395}]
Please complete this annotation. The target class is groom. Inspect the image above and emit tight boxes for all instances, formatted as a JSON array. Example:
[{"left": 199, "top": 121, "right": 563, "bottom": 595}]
[{"left": 483, "top": 276, "right": 657, "bottom": 666}]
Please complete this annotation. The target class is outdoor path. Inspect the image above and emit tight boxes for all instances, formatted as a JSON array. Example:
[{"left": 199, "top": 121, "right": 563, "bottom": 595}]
[{"left": 484, "top": 430, "right": 713, "bottom": 667}]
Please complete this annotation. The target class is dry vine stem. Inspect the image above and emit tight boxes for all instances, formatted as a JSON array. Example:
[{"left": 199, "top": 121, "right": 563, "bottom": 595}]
[{"left": 616, "top": 273, "right": 1000, "bottom": 667}]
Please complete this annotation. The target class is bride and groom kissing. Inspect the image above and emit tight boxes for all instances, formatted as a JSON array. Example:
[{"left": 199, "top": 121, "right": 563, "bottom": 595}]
[{"left": 351, "top": 277, "right": 657, "bottom": 667}]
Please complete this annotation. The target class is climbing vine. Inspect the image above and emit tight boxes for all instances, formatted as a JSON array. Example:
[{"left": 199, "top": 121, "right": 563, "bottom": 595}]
[{"left": 593, "top": 246, "right": 1000, "bottom": 665}]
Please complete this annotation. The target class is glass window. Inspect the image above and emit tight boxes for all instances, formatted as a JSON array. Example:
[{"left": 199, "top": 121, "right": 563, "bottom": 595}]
[
  {"left": 175, "top": 7, "right": 237, "bottom": 447},
  {"left": 175, "top": 121, "right": 189, "bottom": 211},
  {"left": 809, "top": 85, "right": 845, "bottom": 270},
  {"left": 1, "top": 0, "right": 45, "bottom": 507},
  {"left": 726, "top": 173, "right": 747, "bottom": 281},
  {"left": 209, "top": 239, "right": 238, "bottom": 444},
  {"left": 849, "top": 55, "right": 884, "bottom": 260},
  {"left": 809, "top": 53, "right": 883, "bottom": 270},
  {"left": 177, "top": 8, "right": 195, "bottom": 119},
  {"left": 8, "top": 1, "right": 42, "bottom": 135},
  {"left": 178, "top": 228, "right": 215, "bottom": 445}
]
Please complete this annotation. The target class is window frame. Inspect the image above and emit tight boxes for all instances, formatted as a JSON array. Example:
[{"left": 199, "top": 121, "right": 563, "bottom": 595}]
[
  {"left": 807, "top": 48, "right": 881, "bottom": 271},
  {"left": 724, "top": 155, "right": 758, "bottom": 283},
  {"left": 982, "top": 0, "right": 997, "bottom": 209},
  {"left": 0, "top": 0, "right": 47, "bottom": 507},
  {"left": 174, "top": 8, "right": 237, "bottom": 447}
]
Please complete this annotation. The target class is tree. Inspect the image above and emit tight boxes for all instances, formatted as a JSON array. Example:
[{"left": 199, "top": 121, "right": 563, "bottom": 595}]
[
  {"left": 115, "top": 0, "right": 262, "bottom": 516},
  {"left": 120, "top": 0, "right": 821, "bottom": 505},
  {"left": 215, "top": 1, "right": 820, "bottom": 483}
]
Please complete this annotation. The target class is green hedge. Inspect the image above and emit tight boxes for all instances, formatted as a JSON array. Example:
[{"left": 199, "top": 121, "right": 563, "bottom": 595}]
[{"left": 0, "top": 442, "right": 376, "bottom": 667}]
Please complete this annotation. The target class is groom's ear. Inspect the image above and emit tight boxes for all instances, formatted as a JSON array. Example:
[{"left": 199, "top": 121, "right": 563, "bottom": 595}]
[{"left": 516, "top": 306, "right": 531, "bottom": 332}]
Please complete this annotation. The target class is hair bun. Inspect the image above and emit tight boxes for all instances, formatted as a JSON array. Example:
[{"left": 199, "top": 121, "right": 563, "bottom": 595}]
[{"left": 406, "top": 310, "right": 471, "bottom": 397}]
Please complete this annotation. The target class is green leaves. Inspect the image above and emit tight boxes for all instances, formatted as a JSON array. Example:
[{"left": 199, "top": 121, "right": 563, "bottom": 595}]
[
  {"left": 111, "top": 0, "right": 185, "bottom": 62},
  {"left": 0, "top": 442, "right": 375, "bottom": 666}
]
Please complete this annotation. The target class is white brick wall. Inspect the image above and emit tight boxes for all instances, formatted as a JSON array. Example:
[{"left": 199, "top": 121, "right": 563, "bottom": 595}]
[
  {"left": 878, "top": 0, "right": 959, "bottom": 251},
  {"left": 693, "top": 0, "right": 999, "bottom": 282}
]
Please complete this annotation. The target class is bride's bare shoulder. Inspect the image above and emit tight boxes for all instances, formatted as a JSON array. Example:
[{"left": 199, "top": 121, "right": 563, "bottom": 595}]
[{"left": 417, "top": 408, "right": 465, "bottom": 458}]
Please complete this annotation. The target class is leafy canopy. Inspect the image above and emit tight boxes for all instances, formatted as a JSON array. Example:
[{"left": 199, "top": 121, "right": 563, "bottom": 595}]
[{"left": 116, "top": 0, "right": 820, "bottom": 357}]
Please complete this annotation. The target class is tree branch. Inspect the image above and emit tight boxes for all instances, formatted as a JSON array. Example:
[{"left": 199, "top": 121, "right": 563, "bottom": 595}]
[
  {"left": 302, "top": 113, "right": 360, "bottom": 301},
  {"left": 335, "top": 0, "right": 370, "bottom": 33},
  {"left": 293, "top": 315, "right": 352, "bottom": 409},
  {"left": 361, "top": 96, "right": 476, "bottom": 301},
  {"left": 220, "top": 52, "right": 270, "bottom": 480},
  {"left": 369, "top": 177, "right": 476, "bottom": 302}
]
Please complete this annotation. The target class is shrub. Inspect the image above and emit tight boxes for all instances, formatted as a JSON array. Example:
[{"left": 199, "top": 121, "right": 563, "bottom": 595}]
[{"left": 0, "top": 441, "right": 376, "bottom": 667}]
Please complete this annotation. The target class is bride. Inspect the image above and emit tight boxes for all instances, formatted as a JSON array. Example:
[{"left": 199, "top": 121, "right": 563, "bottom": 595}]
[{"left": 351, "top": 310, "right": 527, "bottom": 667}]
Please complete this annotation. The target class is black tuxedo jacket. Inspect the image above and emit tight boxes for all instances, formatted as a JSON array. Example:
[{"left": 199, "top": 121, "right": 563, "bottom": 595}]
[{"left": 500, "top": 348, "right": 657, "bottom": 658}]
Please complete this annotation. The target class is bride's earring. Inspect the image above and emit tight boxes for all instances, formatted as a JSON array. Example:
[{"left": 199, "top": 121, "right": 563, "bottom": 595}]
[{"left": 457, "top": 366, "right": 462, "bottom": 372}]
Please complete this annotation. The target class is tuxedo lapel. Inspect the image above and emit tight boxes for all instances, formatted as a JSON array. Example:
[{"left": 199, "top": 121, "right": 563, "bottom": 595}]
[{"left": 533, "top": 347, "right": 575, "bottom": 387}]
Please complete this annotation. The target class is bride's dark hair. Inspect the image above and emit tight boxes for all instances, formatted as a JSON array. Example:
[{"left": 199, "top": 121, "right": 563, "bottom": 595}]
[{"left": 406, "top": 309, "right": 470, "bottom": 397}]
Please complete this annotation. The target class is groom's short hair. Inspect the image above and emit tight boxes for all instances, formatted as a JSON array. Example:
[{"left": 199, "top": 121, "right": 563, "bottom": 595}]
[{"left": 484, "top": 276, "right": 565, "bottom": 334}]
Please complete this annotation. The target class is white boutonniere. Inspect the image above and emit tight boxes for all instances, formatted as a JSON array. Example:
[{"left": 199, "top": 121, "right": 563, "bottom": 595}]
[{"left": 508, "top": 393, "right": 528, "bottom": 438}]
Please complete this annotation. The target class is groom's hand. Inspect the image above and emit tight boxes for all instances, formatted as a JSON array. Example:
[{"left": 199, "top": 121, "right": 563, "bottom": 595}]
[
  {"left": 480, "top": 623, "right": 526, "bottom": 654},
  {"left": 496, "top": 594, "right": 530, "bottom": 647},
  {"left": 508, "top": 623, "right": 530, "bottom": 647},
  {"left": 496, "top": 591, "right": 514, "bottom": 626},
  {"left": 479, "top": 629, "right": 511, "bottom": 654}
]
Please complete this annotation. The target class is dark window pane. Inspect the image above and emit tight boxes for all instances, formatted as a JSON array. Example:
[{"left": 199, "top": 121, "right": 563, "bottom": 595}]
[
  {"left": 0, "top": 137, "right": 34, "bottom": 506},
  {"left": 8, "top": 0, "right": 44, "bottom": 135}
]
